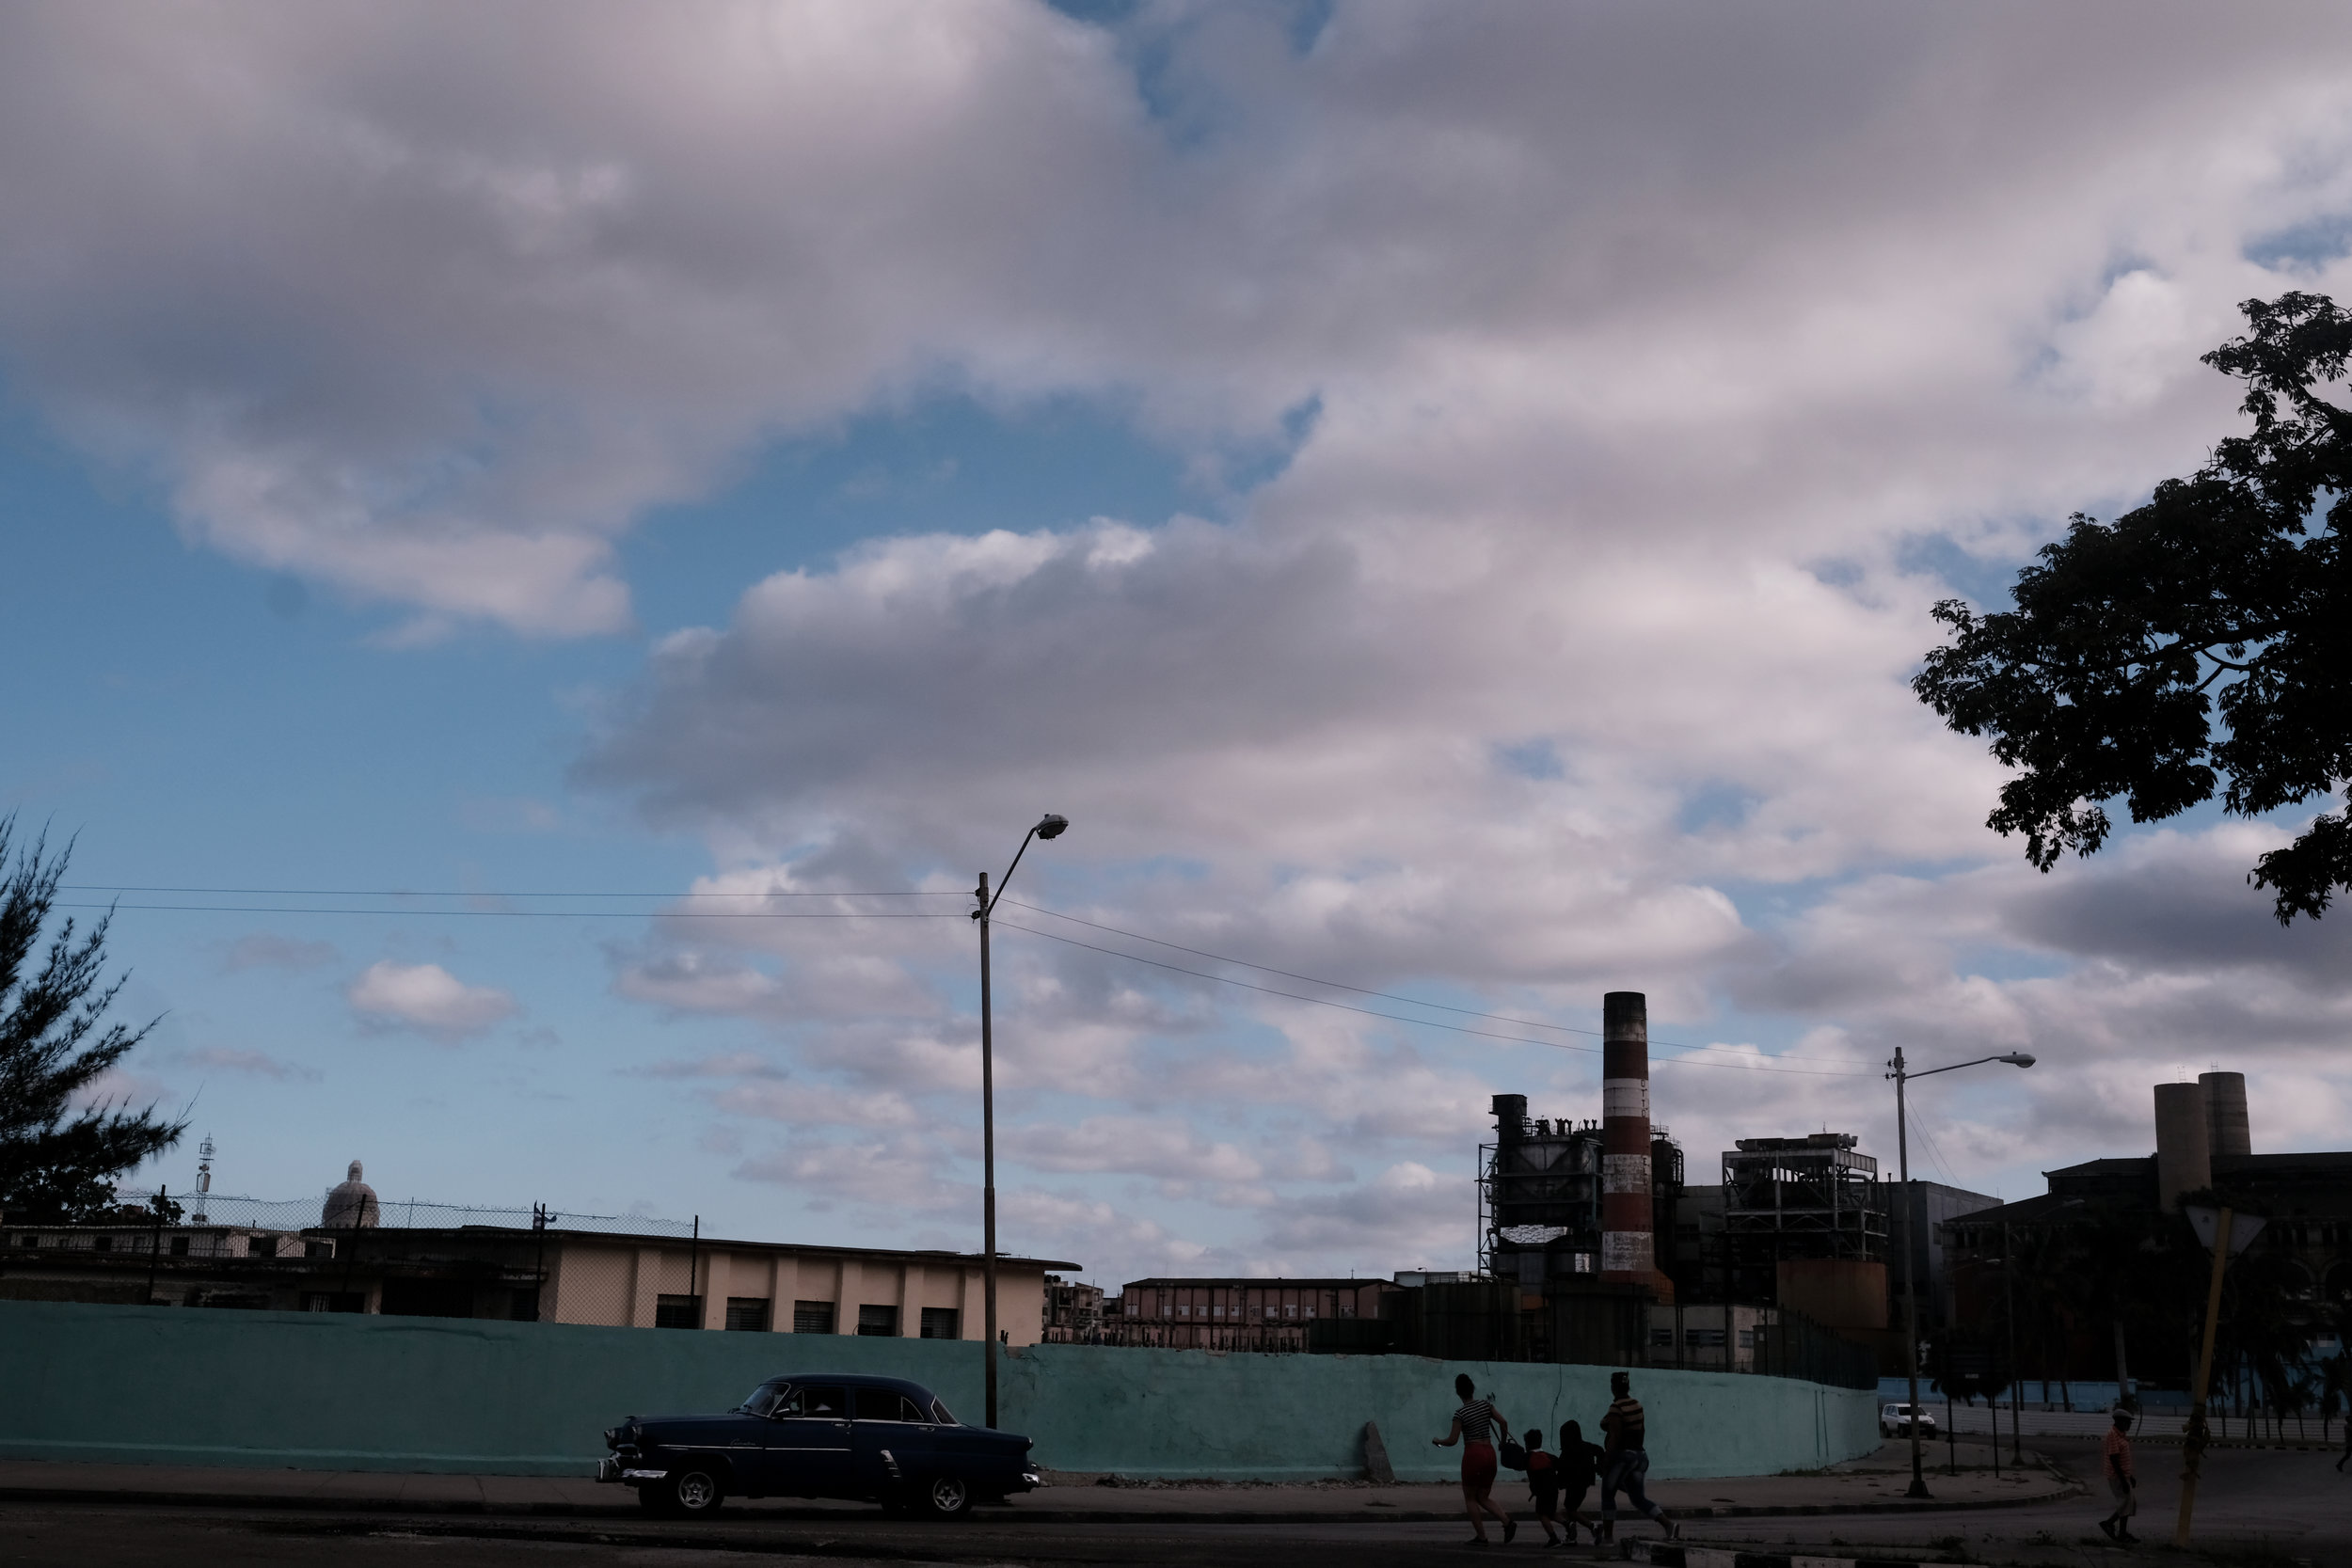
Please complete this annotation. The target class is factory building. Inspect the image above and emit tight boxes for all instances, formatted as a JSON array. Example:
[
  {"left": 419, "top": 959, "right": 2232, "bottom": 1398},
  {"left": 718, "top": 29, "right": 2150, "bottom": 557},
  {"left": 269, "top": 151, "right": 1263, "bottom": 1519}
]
[
  {"left": 1105, "top": 1277, "right": 1398, "bottom": 1351},
  {"left": 1480, "top": 990, "right": 1679, "bottom": 1302},
  {"left": 1721, "top": 1132, "right": 1886, "bottom": 1302},
  {"left": 1945, "top": 1069, "right": 2352, "bottom": 1378},
  {"left": 1, "top": 1161, "right": 1075, "bottom": 1341}
]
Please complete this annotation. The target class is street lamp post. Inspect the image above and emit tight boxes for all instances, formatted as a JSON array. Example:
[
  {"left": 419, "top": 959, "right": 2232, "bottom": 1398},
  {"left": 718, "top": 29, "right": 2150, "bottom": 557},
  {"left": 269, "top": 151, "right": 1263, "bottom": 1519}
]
[
  {"left": 973, "top": 814, "right": 1069, "bottom": 1430},
  {"left": 1887, "top": 1047, "right": 2034, "bottom": 1499}
]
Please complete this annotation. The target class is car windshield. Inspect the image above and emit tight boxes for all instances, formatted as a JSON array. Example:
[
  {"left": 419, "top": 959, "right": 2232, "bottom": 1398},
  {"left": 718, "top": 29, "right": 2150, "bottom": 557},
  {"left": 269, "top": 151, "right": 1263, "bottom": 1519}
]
[{"left": 739, "top": 1380, "right": 791, "bottom": 1418}]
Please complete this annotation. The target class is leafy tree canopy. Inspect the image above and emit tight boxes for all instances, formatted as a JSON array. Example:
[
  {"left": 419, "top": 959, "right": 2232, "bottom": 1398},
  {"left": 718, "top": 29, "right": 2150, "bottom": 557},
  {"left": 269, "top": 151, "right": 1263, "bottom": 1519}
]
[
  {"left": 1915, "top": 292, "right": 2352, "bottom": 922},
  {"left": 0, "top": 818, "right": 183, "bottom": 1221}
]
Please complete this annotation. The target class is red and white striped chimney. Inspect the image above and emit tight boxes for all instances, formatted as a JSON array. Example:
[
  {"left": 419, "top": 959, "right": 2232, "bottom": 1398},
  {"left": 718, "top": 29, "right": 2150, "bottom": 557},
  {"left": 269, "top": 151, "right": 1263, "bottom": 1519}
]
[{"left": 1599, "top": 990, "right": 1654, "bottom": 1286}]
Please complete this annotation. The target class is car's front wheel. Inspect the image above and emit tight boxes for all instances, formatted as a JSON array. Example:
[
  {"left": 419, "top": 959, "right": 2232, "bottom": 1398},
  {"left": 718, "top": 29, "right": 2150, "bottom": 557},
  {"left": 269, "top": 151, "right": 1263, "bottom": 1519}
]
[
  {"left": 925, "top": 1474, "right": 973, "bottom": 1519},
  {"left": 650, "top": 1465, "right": 725, "bottom": 1518}
]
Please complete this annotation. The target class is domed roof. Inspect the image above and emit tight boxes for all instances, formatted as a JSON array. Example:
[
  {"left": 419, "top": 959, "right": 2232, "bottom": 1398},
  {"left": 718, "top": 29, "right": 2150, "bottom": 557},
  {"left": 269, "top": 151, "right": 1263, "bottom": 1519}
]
[{"left": 323, "top": 1159, "right": 381, "bottom": 1229}]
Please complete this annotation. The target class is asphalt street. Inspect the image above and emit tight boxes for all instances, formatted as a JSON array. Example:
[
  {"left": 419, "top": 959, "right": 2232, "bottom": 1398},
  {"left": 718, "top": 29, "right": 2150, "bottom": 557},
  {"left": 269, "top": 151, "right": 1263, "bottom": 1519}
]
[{"left": 3, "top": 1440, "right": 2345, "bottom": 1568}]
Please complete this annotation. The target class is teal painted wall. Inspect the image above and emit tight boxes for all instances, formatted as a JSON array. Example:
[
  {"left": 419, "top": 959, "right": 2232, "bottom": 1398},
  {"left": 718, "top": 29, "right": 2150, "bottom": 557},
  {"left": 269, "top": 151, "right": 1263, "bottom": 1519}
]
[{"left": 0, "top": 1301, "right": 1876, "bottom": 1481}]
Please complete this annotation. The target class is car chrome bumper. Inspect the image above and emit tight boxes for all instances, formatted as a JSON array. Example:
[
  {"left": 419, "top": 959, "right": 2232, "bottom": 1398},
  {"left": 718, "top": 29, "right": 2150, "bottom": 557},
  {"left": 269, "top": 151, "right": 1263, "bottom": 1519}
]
[{"left": 597, "top": 1457, "right": 665, "bottom": 1485}]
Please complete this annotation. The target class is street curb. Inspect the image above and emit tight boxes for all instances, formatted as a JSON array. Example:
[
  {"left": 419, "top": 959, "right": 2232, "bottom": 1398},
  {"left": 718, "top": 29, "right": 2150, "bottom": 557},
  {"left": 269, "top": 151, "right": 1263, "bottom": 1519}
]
[
  {"left": 0, "top": 1477, "right": 2081, "bottom": 1525},
  {"left": 1633, "top": 1546, "right": 1965, "bottom": 1568}
]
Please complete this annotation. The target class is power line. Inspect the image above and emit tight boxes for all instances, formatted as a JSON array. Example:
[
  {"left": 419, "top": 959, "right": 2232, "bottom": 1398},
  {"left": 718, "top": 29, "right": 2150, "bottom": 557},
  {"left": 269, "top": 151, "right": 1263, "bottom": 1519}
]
[
  {"left": 997, "top": 896, "right": 1870, "bottom": 1067},
  {"left": 62, "top": 884, "right": 959, "bottom": 898},
  {"left": 56, "top": 902, "right": 960, "bottom": 921},
  {"left": 65, "top": 879, "right": 1865, "bottom": 1074},
  {"left": 991, "top": 918, "right": 1872, "bottom": 1077}
]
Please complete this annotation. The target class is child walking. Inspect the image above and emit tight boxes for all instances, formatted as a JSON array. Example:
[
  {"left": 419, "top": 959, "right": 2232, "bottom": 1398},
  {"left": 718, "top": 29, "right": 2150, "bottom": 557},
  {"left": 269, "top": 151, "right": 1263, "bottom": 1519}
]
[
  {"left": 1557, "top": 1418, "right": 1606, "bottom": 1545},
  {"left": 1522, "top": 1429, "right": 1564, "bottom": 1544},
  {"left": 2098, "top": 1409, "right": 2139, "bottom": 1544}
]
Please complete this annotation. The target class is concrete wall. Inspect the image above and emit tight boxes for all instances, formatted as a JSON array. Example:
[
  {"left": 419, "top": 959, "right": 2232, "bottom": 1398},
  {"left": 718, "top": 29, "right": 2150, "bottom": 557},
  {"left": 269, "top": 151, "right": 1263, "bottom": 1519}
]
[{"left": 0, "top": 1300, "right": 1876, "bottom": 1481}]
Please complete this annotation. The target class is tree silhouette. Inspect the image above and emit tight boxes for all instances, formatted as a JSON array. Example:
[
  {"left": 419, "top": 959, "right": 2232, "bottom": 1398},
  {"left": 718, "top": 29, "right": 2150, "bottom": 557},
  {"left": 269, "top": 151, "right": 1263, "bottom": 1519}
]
[
  {"left": 0, "top": 819, "right": 183, "bottom": 1220},
  {"left": 1916, "top": 292, "right": 2352, "bottom": 923}
]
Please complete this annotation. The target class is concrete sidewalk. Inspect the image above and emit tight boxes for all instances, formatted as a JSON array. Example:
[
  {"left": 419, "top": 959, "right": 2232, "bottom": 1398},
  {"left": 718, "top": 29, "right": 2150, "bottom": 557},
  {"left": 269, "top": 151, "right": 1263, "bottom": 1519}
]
[{"left": 0, "top": 1448, "right": 2074, "bottom": 1524}]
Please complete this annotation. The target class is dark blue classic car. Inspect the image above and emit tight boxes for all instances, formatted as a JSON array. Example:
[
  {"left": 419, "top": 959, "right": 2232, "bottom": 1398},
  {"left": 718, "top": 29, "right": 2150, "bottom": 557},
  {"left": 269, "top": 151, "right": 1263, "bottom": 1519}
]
[{"left": 598, "top": 1373, "right": 1039, "bottom": 1518}]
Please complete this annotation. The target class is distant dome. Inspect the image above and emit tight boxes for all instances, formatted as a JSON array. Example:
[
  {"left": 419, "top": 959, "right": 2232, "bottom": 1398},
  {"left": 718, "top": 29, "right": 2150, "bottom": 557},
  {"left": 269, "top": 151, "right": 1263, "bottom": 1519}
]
[{"left": 323, "top": 1160, "right": 380, "bottom": 1229}]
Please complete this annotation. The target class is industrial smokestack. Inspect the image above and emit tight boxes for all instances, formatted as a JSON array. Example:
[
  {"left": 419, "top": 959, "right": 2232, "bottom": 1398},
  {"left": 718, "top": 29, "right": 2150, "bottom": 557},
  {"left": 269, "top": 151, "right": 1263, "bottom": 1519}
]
[
  {"left": 2198, "top": 1070, "right": 2250, "bottom": 1159},
  {"left": 1492, "top": 1094, "right": 1529, "bottom": 1149},
  {"left": 2153, "top": 1081, "right": 2212, "bottom": 1210},
  {"left": 1599, "top": 991, "right": 1659, "bottom": 1291}
]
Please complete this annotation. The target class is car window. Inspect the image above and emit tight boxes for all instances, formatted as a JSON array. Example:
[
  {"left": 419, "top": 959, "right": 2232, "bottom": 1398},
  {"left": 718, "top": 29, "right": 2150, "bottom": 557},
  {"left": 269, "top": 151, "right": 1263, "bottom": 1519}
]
[
  {"left": 780, "top": 1385, "right": 848, "bottom": 1418},
  {"left": 847, "top": 1382, "right": 917, "bottom": 1419},
  {"left": 741, "top": 1380, "right": 791, "bottom": 1418},
  {"left": 930, "top": 1397, "right": 957, "bottom": 1425}
]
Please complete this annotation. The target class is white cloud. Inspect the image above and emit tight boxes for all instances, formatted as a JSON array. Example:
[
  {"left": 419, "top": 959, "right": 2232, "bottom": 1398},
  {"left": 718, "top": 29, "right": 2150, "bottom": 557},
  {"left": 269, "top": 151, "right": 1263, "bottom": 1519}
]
[
  {"left": 344, "top": 960, "right": 518, "bottom": 1042},
  {"left": 173, "top": 1046, "right": 322, "bottom": 1083}
]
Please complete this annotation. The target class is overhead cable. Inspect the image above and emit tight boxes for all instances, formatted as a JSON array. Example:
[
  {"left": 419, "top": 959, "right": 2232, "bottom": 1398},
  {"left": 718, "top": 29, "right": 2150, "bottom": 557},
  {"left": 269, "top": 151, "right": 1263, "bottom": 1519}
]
[
  {"left": 997, "top": 897, "right": 1871, "bottom": 1067},
  {"left": 991, "top": 918, "right": 1872, "bottom": 1078}
]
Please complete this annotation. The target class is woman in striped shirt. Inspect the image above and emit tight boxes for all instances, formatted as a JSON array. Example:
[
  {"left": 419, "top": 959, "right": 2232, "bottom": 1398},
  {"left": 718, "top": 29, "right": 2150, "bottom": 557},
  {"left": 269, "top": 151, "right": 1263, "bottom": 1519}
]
[{"left": 1433, "top": 1372, "right": 1517, "bottom": 1545}]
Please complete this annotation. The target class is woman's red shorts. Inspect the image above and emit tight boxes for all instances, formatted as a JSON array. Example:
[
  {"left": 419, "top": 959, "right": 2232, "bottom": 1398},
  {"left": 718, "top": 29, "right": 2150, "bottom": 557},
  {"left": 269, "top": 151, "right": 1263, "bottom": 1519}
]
[{"left": 1462, "top": 1440, "right": 1498, "bottom": 1491}]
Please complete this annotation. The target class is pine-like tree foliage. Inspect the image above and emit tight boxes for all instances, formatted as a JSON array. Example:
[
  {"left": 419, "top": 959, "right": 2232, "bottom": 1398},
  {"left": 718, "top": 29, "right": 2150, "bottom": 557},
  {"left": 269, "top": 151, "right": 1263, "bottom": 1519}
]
[
  {"left": 1916, "top": 292, "right": 2352, "bottom": 923},
  {"left": 0, "top": 818, "right": 183, "bottom": 1221}
]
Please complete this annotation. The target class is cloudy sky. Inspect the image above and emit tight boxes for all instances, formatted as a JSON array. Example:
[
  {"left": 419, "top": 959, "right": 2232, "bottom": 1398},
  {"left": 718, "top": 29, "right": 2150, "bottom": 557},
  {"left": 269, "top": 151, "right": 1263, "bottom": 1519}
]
[{"left": 8, "top": 0, "right": 2352, "bottom": 1285}]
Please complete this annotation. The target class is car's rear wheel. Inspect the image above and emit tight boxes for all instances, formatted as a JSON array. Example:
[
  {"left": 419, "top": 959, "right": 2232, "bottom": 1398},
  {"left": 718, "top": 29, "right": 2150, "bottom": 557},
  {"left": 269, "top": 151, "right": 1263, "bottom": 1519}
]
[
  {"left": 659, "top": 1465, "right": 725, "bottom": 1517},
  {"left": 925, "top": 1474, "right": 973, "bottom": 1519}
]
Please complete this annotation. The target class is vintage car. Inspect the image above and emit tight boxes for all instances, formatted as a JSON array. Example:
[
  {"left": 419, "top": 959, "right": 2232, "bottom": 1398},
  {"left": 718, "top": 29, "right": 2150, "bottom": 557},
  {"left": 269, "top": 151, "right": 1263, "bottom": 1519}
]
[{"left": 598, "top": 1372, "right": 1039, "bottom": 1518}]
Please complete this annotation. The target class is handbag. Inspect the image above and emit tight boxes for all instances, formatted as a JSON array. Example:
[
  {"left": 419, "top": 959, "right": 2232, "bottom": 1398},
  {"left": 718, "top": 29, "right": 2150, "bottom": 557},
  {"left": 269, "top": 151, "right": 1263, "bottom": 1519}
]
[{"left": 1499, "top": 1432, "right": 1529, "bottom": 1471}]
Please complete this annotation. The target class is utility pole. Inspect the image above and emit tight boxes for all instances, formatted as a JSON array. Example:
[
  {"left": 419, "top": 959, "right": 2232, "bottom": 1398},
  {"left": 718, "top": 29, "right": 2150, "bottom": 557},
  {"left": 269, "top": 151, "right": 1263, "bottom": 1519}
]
[
  {"left": 2175, "top": 1205, "right": 2262, "bottom": 1547},
  {"left": 972, "top": 815, "right": 1068, "bottom": 1430},
  {"left": 1894, "top": 1045, "right": 1930, "bottom": 1499},
  {"left": 977, "top": 867, "right": 999, "bottom": 1424},
  {"left": 532, "top": 1202, "right": 548, "bottom": 1323},
  {"left": 146, "top": 1185, "right": 167, "bottom": 1305},
  {"left": 1884, "top": 1047, "right": 2033, "bottom": 1501},
  {"left": 2003, "top": 1220, "right": 2023, "bottom": 1468}
]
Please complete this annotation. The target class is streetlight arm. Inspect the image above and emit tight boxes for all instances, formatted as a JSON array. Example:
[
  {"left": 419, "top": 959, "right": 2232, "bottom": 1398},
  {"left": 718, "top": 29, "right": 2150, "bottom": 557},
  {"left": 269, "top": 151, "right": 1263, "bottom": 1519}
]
[
  {"left": 1895, "top": 1053, "right": 2035, "bottom": 1082},
  {"left": 982, "top": 828, "right": 1040, "bottom": 920}
]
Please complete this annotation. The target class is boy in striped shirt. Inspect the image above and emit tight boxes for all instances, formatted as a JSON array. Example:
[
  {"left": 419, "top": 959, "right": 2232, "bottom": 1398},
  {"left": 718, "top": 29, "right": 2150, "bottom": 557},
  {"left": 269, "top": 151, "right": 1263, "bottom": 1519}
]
[{"left": 1597, "top": 1371, "right": 1678, "bottom": 1542}]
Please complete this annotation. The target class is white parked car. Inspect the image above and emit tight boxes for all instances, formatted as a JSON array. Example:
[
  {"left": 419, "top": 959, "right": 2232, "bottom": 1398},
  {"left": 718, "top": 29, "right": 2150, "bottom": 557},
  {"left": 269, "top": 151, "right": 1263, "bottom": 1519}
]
[{"left": 1881, "top": 1402, "right": 1938, "bottom": 1438}]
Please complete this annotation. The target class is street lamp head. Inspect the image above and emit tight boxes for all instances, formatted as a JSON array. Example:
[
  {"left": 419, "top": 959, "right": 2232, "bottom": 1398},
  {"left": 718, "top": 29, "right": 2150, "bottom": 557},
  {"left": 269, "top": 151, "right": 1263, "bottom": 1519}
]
[
  {"left": 1998, "top": 1053, "right": 2036, "bottom": 1069},
  {"left": 1034, "top": 814, "right": 1070, "bottom": 840}
]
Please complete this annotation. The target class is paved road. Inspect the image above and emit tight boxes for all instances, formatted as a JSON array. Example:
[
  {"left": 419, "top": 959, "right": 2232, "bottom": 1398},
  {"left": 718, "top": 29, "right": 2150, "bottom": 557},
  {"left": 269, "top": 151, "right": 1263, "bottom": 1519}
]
[{"left": 2, "top": 1440, "right": 2344, "bottom": 1567}]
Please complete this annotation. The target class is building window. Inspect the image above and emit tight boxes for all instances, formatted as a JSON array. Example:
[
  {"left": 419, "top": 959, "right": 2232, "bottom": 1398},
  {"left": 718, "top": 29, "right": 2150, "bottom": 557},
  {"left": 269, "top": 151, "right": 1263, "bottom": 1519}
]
[
  {"left": 511, "top": 1288, "right": 541, "bottom": 1322},
  {"left": 857, "top": 1305, "right": 899, "bottom": 1337},
  {"left": 654, "top": 1294, "right": 701, "bottom": 1328},
  {"left": 247, "top": 1236, "right": 273, "bottom": 1257},
  {"left": 14, "top": 1235, "right": 35, "bottom": 1248},
  {"left": 793, "top": 1300, "right": 836, "bottom": 1334},
  {"left": 301, "top": 1291, "right": 365, "bottom": 1313},
  {"left": 93, "top": 1235, "right": 113, "bottom": 1252},
  {"left": 170, "top": 1236, "right": 190, "bottom": 1256},
  {"left": 920, "top": 1307, "right": 960, "bottom": 1339},
  {"left": 724, "top": 1297, "right": 771, "bottom": 1332},
  {"left": 1739, "top": 1328, "right": 1756, "bottom": 1349},
  {"left": 1651, "top": 1328, "right": 1674, "bottom": 1346}
]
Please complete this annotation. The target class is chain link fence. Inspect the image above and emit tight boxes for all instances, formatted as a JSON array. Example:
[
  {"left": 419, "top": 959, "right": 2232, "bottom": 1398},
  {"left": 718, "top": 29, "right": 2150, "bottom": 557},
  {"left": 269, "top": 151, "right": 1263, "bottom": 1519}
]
[{"left": 112, "top": 1188, "right": 694, "bottom": 1239}]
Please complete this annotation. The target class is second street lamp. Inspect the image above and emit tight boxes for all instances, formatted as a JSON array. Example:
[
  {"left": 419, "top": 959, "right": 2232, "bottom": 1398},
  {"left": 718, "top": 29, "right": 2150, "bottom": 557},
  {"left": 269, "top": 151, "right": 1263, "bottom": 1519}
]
[
  {"left": 1887, "top": 1047, "right": 2033, "bottom": 1499},
  {"left": 973, "top": 814, "right": 1068, "bottom": 1430}
]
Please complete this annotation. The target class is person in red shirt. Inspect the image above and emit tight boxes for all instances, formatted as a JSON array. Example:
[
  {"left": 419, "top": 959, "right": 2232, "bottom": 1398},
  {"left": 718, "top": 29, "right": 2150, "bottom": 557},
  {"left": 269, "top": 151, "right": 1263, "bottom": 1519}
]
[
  {"left": 2099, "top": 1408, "right": 2138, "bottom": 1544},
  {"left": 1522, "top": 1429, "right": 1564, "bottom": 1544}
]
